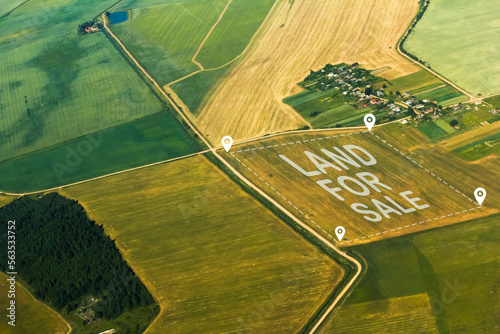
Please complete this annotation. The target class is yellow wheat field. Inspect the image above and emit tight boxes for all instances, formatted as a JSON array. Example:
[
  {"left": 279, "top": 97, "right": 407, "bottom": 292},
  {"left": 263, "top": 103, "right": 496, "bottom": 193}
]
[{"left": 195, "top": 0, "right": 419, "bottom": 145}]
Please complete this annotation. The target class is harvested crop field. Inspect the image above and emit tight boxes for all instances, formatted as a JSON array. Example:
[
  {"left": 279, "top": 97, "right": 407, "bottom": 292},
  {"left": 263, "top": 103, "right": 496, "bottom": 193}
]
[
  {"left": 221, "top": 128, "right": 499, "bottom": 246},
  {"left": 193, "top": 0, "right": 420, "bottom": 145}
]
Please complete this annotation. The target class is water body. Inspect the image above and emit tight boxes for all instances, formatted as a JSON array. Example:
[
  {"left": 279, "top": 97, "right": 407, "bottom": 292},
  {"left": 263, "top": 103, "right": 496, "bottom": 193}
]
[{"left": 109, "top": 11, "right": 128, "bottom": 24}]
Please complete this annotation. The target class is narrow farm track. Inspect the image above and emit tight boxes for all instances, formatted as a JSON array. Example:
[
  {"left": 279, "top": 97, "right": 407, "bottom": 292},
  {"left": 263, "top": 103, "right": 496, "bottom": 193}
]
[
  {"left": 165, "top": 0, "right": 279, "bottom": 88},
  {"left": 190, "top": 0, "right": 233, "bottom": 71}
]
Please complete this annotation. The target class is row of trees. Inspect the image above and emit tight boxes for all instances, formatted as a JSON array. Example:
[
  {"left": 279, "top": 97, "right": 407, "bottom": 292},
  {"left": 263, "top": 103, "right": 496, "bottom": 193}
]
[
  {"left": 0, "top": 193, "right": 155, "bottom": 320},
  {"left": 400, "top": 0, "right": 429, "bottom": 64}
]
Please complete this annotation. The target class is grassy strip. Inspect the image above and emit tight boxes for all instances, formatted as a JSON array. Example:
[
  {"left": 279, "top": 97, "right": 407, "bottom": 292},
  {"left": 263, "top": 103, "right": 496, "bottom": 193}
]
[
  {"left": 204, "top": 151, "right": 361, "bottom": 333},
  {"left": 100, "top": 27, "right": 209, "bottom": 151}
]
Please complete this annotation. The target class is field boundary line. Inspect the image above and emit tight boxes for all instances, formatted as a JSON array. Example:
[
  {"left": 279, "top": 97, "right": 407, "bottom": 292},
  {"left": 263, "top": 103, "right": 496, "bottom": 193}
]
[
  {"left": 233, "top": 130, "right": 369, "bottom": 153},
  {"left": 229, "top": 130, "right": 483, "bottom": 246},
  {"left": 190, "top": 0, "right": 233, "bottom": 71},
  {"left": 370, "top": 132, "right": 477, "bottom": 203}
]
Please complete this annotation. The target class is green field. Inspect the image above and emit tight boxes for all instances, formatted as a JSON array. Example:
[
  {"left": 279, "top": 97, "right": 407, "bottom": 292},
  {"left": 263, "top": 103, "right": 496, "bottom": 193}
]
[
  {"left": 434, "top": 118, "right": 455, "bottom": 134},
  {"left": 112, "top": 0, "right": 274, "bottom": 115},
  {"left": 484, "top": 95, "right": 500, "bottom": 109},
  {"left": 414, "top": 85, "right": 468, "bottom": 106},
  {"left": 453, "top": 132, "right": 500, "bottom": 161},
  {"left": 385, "top": 70, "right": 467, "bottom": 106},
  {"left": 0, "top": 273, "right": 69, "bottom": 334},
  {"left": 111, "top": 1, "right": 222, "bottom": 85},
  {"left": 461, "top": 108, "right": 499, "bottom": 126},
  {"left": 0, "top": 32, "right": 164, "bottom": 162},
  {"left": 324, "top": 214, "right": 500, "bottom": 333},
  {"left": 0, "top": 113, "right": 199, "bottom": 193},
  {"left": 0, "top": 0, "right": 26, "bottom": 17},
  {"left": 407, "top": 82, "right": 443, "bottom": 95},
  {"left": 0, "top": 0, "right": 206, "bottom": 192},
  {"left": 61, "top": 156, "right": 344, "bottom": 333},
  {"left": 0, "top": 0, "right": 117, "bottom": 53},
  {"left": 417, "top": 121, "right": 448, "bottom": 140},
  {"left": 405, "top": 0, "right": 500, "bottom": 96},
  {"left": 112, "top": 0, "right": 273, "bottom": 84},
  {"left": 283, "top": 88, "right": 395, "bottom": 128},
  {"left": 194, "top": 0, "right": 275, "bottom": 68},
  {"left": 170, "top": 66, "right": 228, "bottom": 116},
  {"left": 386, "top": 70, "right": 441, "bottom": 94}
]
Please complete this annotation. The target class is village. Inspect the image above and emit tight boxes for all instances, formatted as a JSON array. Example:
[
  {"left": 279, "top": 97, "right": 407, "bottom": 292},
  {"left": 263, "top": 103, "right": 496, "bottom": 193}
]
[{"left": 299, "top": 62, "right": 498, "bottom": 130}]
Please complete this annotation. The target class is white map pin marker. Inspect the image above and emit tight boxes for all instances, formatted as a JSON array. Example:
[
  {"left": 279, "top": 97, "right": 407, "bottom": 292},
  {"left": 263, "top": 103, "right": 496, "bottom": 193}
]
[
  {"left": 222, "top": 135, "right": 233, "bottom": 152},
  {"left": 364, "top": 114, "right": 376, "bottom": 131},
  {"left": 474, "top": 187, "right": 486, "bottom": 205},
  {"left": 335, "top": 226, "right": 345, "bottom": 242}
]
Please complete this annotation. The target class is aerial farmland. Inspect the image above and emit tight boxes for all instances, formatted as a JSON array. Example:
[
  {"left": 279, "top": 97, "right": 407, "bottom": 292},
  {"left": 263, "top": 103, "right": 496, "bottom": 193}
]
[{"left": 1, "top": 0, "right": 499, "bottom": 333}]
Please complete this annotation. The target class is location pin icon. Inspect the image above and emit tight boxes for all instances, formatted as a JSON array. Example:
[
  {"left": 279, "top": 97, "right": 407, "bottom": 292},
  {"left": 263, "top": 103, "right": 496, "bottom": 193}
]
[
  {"left": 364, "top": 113, "right": 376, "bottom": 131},
  {"left": 222, "top": 135, "right": 233, "bottom": 152},
  {"left": 474, "top": 187, "right": 486, "bottom": 205},
  {"left": 335, "top": 226, "right": 345, "bottom": 242}
]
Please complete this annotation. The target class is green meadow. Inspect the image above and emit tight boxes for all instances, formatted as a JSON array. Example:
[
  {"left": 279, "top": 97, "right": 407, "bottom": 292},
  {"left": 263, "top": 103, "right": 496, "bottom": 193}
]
[
  {"left": 0, "top": 32, "right": 163, "bottom": 162},
  {"left": 0, "top": 0, "right": 117, "bottom": 53},
  {"left": 405, "top": 0, "right": 500, "bottom": 96},
  {"left": 111, "top": 0, "right": 222, "bottom": 85},
  {"left": 386, "top": 70, "right": 441, "bottom": 93},
  {"left": 0, "top": 0, "right": 205, "bottom": 191},
  {"left": 484, "top": 95, "right": 500, "bottom": 109},
  {"left": 170, "top": 66, "right": 228, "bottom": 116},
  {"left": 0, "top": 113, "right": 199, "bottom": 193},
  {"left": 325, "top": 214, "right": 500, "bottom": 333},
  {"left": 0, "top": 0, "right": 26, "bottom": 18}
]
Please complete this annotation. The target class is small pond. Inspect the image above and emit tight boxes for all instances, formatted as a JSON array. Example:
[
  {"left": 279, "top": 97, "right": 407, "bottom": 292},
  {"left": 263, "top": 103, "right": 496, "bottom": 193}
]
[{"left": 109, "top": 11, "right": 128, "bottom": 24}]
